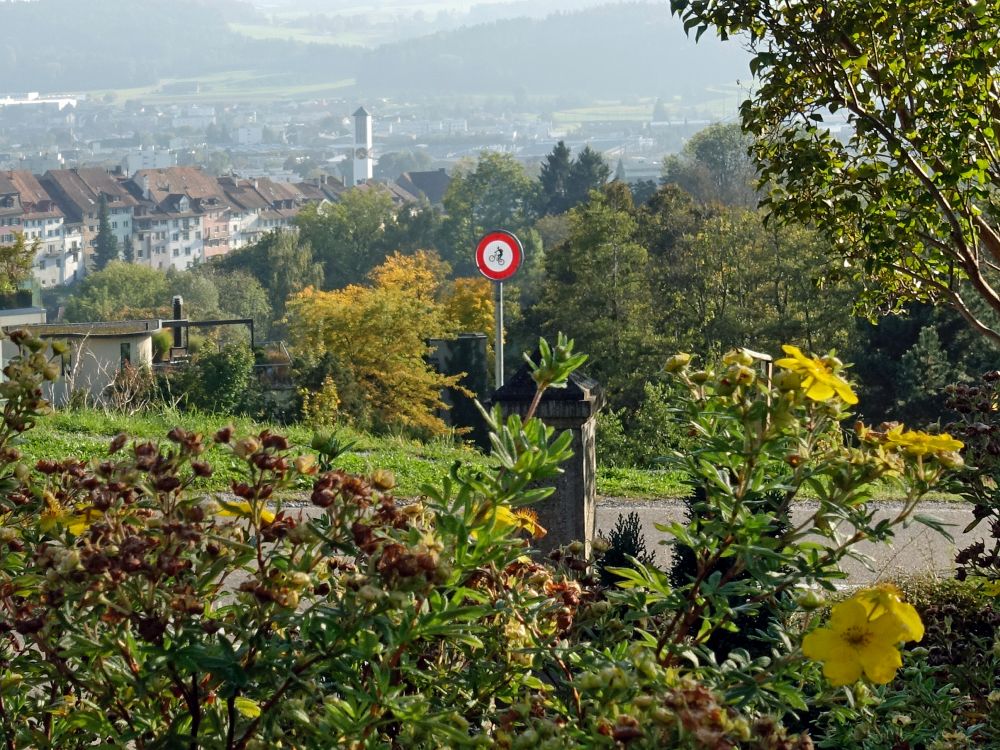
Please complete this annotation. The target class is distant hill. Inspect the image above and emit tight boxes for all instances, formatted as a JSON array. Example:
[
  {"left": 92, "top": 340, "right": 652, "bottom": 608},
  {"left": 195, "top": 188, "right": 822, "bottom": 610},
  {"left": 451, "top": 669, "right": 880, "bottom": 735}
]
[
  {"left": 0, "top": 0, "right": 361, "bottom": 92},
  {"left": 0, "top": 0, "right": 747, "bottom": 101},
  {"left": 357, "top": 3, "right": 751, "bottom": 98}
]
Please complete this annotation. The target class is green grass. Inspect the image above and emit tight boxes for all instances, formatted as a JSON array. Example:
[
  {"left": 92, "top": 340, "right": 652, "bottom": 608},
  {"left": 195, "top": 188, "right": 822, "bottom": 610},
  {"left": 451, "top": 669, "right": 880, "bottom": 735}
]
[
  {"left": 24, "top": 409, "right": 952, "bottom": 503},
  {"left": 19, "top": 408, "right": 692, "bottom": 501}
]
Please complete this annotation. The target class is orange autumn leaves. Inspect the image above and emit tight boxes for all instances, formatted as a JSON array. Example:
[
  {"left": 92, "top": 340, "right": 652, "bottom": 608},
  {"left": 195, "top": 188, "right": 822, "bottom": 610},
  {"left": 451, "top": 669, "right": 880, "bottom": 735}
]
[{"left": 286, "top": 251, "right": 494, "bottom": 436}]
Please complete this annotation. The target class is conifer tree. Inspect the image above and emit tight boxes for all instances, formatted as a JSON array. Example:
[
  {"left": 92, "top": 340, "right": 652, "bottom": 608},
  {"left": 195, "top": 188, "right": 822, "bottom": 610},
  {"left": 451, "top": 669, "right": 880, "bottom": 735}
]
[
  {"left": 92, "top": 193, "right": 119, "bottom": 271},
  {"left": 122, "top": 234, "right": 135, "bottom": 263},
  {"left": 537, "top": 140, "right": 573, "bottom": 216},
  {"left": 566, "top": 146, "right": 610, "bottom": 208}
]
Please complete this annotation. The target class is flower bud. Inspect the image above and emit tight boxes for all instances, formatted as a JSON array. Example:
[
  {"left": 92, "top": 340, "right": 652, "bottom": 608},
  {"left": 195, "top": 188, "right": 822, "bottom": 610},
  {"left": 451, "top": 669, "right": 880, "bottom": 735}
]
[
  {"left": 723, "top": 348, "right": 754, "bottom": 367},
  {"left": 773, "top": 369, "right": 802, "bottom": 391},
  {"left": 690, "top": 370, "right": 712, "bottom": 384},
  {"left": 936, "top": 451, "right": 965, "bottom": 470},
  {"left": 664, "top": 353, "right": 692, "bottom": 373},
  {"left": 795, "top": 589, "right": 825, "bottom": 610},
  {"left": 233, "top": 437, "right": 261, "bottom": 459}
]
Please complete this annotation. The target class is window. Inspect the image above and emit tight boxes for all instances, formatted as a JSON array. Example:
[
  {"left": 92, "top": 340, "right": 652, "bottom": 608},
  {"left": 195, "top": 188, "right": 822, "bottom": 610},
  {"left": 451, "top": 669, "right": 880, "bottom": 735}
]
[
  {"left": 173, "top": 248, "right": 179, "bottom": 257},
  {"left": 185, "top": 247, "right": 192, "bottom": 255},
  {"left": 120, "top": 343, "right": 131, "bottom": 370}
]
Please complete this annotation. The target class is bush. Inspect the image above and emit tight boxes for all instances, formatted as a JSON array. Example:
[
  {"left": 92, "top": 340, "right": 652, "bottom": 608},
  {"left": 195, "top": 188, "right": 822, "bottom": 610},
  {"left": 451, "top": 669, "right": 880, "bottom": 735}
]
[
  {"left": 0, "top": 333, "right": 966, "bottom": 748},
  {"left": 596, "top": 381, "right": 691, "bottom": 468},
  {"left": 165, "top": 342, "right": 256, "bottom": 415}
]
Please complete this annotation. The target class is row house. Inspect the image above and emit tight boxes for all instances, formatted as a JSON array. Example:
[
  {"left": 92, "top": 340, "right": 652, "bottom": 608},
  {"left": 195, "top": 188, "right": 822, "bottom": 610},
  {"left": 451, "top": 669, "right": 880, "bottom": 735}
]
[
  {"left": 130, "top": 194, "right": 205, "bottom": 272},
  {"left": 0, "top": 166, "right": 360, "bottom": 288},
  {"left": 0, "top": 174, "right": 22, "bottom": 245},
  {"left": 127, "top": 168, "right": 230, "bottom": 262},
  {"left": 6, "top": 171, "right": 83, "bottom": 287},
  {"left": 217, "top": 176, "right": 307, "bottom": 250},
  {"left": 40, "top": 168, "right": 137, "bottom": 265}
]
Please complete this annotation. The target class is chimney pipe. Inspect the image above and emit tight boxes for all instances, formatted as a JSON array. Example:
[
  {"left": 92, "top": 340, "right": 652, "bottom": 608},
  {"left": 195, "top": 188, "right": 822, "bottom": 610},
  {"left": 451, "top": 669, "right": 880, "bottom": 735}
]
[{"left": 172, "top": 295, "right": 183, "bottom": 348}]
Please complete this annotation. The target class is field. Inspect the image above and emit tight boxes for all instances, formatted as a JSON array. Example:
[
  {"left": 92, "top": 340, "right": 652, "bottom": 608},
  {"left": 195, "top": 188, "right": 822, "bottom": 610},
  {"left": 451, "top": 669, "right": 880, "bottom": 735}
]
[
  {"left": 90, "top": 70, "right": 356, "bottom": 106},
  {"left": 229, "top": 23, "right": 379, "bottom": 48}
]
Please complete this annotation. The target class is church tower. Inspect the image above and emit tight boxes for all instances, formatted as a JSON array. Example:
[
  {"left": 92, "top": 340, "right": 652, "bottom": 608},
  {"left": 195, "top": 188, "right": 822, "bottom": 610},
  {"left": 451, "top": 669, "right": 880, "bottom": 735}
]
[{"left": 353, "top": 106, "right": 373, "bottom": 186}]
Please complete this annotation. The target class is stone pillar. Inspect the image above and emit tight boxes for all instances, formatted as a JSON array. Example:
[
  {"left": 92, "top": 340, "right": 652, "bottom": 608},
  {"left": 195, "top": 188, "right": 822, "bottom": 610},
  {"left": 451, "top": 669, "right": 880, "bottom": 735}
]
[{"left": 491, "top": 363, "right": 604, "bottom": 554}]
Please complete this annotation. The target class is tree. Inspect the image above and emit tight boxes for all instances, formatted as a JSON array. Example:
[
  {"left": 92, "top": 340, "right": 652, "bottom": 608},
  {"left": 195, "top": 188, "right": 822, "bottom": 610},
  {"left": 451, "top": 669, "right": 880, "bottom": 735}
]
[
  {"left": 0, "top": 233, "right": 35, "bottom": 297},
  {"left": 534, "top": 183, "right": 659, "bottom": 400},
  {"left": 440, "top": 152, "right": 539, "bottom": 274},
  {"left": 64, "top": 261, "right": 169, "bottom": 322},
  {"left": 294, "top": 188, "right": 397, "bottom": 288},
  {"left": 285, "top": 251, "right": 467, "bottom": 435},
  {"left": 537, "top": 140, "right": 573, "bottom": 215},
  {"left": 650, "top": 206, "right": 856, "bottom": 356},
  {"left": 208, "top": 269, "right": 274, "bottom": 341},
  {"left": 565, "top": 146, "right": 610, "bottom": 208},
  {"left": 661, "top": 123, "right": 757, "bottom": 206},
  {"left": 670, "top": 0, "right": 1000, "bottom": 343},
  {"left": 375, "top": 150, "right": 434, "bottom": 180},
  {"left": 213, "top": 230, "right": 323, "bottom": 324},
  {"left": 122, "top": 234, "right": 135, "bottom": 263},
  {"left": 91, "top": 193, "right": 119, "bottom": 272}
]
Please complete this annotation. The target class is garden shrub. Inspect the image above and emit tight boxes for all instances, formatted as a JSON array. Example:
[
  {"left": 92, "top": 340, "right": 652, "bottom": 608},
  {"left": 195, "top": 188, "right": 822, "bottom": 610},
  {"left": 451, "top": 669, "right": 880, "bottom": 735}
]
[
  {"left": 0, "top": 332, "right": 966, "bottom": 748},
  {"left": 812, "top": 576, "right": 1000, "bottom": 749},
  {"left": 595, "top": 511, "right": 656, "bottom": 586},
  {"left": 944, "top": 372, "right": 1000, "bottom": 585},
  {"left": 596, "top": 381, "right": 691, "bottom": 468}
]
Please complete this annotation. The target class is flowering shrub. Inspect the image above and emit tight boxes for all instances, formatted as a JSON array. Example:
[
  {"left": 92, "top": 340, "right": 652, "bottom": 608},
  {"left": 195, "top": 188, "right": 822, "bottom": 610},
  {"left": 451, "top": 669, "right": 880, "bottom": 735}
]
[
  {"left": 0, "top": 334, "right": 963, "bottom": 748},
  {"left": 617, "top": 347, "right": 956, "bottom": 710}
]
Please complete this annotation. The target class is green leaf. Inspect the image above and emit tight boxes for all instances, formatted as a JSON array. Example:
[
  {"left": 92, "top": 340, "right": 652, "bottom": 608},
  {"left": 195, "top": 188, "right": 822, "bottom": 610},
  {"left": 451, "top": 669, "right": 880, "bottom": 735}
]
[{"left": 234, "top": 697, "right": 262, "bottom": 719}]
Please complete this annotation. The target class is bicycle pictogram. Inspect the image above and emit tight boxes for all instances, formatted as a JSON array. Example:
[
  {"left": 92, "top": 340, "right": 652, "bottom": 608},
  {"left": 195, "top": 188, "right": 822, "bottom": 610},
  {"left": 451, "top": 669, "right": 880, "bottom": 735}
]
[{"left": 488, "top": 247, "right": 506, "bottom": 266}]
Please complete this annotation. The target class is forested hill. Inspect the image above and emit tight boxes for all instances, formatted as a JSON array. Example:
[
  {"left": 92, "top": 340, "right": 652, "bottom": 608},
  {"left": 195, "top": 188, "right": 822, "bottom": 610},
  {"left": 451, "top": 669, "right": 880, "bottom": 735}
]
[
  {"left": 0, "top": 0, "right": 361, "bottom": 92},
  {"left": 358, "top": 3, "right": 751, "bottom": 97},
  {"left": 0, "top": 0, "right": 748, "bottom": 99}
]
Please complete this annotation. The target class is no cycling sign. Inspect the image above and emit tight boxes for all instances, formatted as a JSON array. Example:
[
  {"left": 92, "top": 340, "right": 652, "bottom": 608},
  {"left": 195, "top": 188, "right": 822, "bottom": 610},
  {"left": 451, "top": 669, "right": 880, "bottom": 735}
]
[
  {"left": 474, "top": 230, "right": 523, "bottom": 388},
  {"left": 475, "top": 230, "right": 523, "bottom": 282}
]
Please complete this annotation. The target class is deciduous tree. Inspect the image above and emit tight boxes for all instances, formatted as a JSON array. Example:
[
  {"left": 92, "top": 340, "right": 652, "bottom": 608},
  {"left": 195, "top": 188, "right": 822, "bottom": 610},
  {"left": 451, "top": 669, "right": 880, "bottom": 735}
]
[
  {"left": 670, "top": 0, "right": 1000, "bottom": 342},
  {"left": 0, "top": 233, "right": 35, "bottom": 296},
  {"left": 286, "top": 251, "right": 471, "bottom": 435}
]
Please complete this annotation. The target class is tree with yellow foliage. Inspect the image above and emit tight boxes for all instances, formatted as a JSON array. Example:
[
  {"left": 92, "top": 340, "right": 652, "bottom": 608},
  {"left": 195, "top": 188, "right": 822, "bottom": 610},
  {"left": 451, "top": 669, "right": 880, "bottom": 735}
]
[{"left": 287, "top": 251, "right": 492, "bottom": 436}]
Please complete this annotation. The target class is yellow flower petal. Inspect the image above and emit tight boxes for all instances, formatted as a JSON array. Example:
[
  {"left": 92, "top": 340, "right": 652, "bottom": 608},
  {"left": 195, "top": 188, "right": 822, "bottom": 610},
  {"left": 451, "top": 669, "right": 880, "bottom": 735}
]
[
  {"left": 858, "top": 640, "right": 903, "bottom": 684},
  {"left": 217, "top": 500, "right": 275, "bottom": 525}
]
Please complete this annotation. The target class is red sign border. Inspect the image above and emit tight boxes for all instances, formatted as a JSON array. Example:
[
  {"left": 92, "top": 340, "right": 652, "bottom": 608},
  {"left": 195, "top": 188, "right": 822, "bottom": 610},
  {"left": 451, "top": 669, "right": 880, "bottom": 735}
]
[{"left": 475, "top": 230, "right": 523, "bottom": 281}]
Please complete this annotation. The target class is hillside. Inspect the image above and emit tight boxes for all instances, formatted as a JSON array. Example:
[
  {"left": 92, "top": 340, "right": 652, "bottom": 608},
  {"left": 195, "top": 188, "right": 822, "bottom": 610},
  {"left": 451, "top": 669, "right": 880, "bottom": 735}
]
[
  {"left": 0, "top": 1, "right": 748, "bottom": 100},
  {"left": 358, "top": 3, "right": 750, "bottom": 98},
  {"left": 0, "top": 0, "right": 361, "bottom": 92}
]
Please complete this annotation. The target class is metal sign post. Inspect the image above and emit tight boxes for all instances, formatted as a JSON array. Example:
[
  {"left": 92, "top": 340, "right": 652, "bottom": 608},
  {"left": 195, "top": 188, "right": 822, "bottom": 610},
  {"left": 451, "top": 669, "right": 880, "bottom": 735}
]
[
  {"left": 475, "top": 230, "right": 523, "bottom": 388},
  {"left": 494, "top": 281, "right": 504, "bottom": 388}
]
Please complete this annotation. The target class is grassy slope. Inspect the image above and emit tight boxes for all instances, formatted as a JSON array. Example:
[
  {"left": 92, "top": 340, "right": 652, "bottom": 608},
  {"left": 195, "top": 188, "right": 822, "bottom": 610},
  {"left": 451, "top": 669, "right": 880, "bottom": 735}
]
[{"left": 20, "top": 409, "right": 687, "bottom": 500}]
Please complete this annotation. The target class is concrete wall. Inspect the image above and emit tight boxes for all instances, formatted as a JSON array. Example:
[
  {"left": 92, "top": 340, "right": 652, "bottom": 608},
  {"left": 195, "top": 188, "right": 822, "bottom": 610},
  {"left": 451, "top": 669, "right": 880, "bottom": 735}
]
[{"left": 50, "top": 334, "right": 154, "bottom": 405}]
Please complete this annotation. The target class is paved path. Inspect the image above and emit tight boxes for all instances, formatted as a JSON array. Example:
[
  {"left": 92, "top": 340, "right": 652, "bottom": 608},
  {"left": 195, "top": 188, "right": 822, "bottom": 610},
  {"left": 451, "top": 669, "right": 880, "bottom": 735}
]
[{"left": 596, "top": 499, "right": 980, "bottom": 585}]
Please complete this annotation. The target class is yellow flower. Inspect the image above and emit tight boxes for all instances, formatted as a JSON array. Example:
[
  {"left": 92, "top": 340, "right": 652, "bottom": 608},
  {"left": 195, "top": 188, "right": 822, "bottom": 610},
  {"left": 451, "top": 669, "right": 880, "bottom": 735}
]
[
  {"left": 853, "top": 584, "right": 924, "bottom": 642},
  {"left": 473, "top": 504, "right": 547, "bottom": 539},
  {"left": 38, "top": 491, "right": 102, "bottom": 536},
  {"left": 775, "top": 345, "right": 858, "bottom": 405},
  {"left": 803, "top": 588, "right": 923, "bottom": 686},
  {"left": 883, "top": 425, "right": 964, "bottom": 457},
  {"left": 217, "top": 499, "right": 276, "bottom": 525}
]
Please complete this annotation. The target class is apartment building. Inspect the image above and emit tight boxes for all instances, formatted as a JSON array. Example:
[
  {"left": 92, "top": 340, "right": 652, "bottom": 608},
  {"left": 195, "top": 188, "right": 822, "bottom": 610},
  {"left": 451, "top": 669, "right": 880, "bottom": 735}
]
[
  {"left": 6, "top": 171, "right": 82, "bottom": 286},
  {"left": 40, "top": 168, "right": 136, "bottom": 265}
]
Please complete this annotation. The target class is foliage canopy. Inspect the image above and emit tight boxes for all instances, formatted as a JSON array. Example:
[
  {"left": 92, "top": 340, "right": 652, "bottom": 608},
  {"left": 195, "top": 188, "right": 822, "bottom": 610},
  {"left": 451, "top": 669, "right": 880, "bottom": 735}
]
[{"left": 670, "top": 0, "right": 1000, "bottom": 342}]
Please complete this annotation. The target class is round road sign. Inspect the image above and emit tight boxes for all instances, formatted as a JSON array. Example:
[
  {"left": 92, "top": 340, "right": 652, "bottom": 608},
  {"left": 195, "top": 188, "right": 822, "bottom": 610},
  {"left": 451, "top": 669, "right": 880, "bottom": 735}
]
[{"left": 475, "top": 230, "right": 523, "bottom": 281}]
